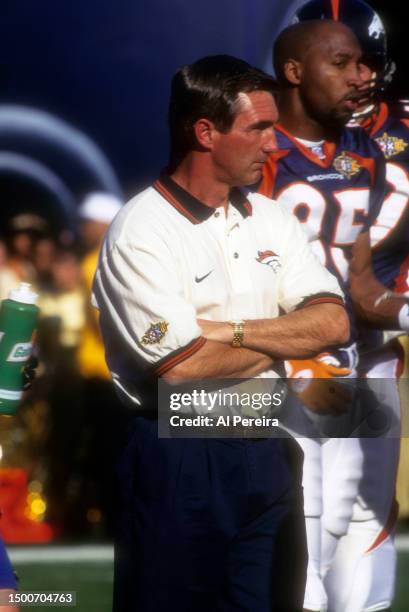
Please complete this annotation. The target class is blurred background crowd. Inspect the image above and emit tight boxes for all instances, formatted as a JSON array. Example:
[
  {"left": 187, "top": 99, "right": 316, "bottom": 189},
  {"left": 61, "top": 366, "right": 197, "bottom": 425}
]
[{"left": 0, "top": 193, "right": 125, "bottom": 542}]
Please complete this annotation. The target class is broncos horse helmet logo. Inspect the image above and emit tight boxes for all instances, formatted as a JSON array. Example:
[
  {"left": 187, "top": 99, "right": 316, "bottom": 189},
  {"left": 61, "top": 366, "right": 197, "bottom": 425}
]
[
  {"left": 256, "top": 250, "right": 281, "bottom": 272},
  {"left": 368, "top": 13, "right": 384, "bottom": 39}
]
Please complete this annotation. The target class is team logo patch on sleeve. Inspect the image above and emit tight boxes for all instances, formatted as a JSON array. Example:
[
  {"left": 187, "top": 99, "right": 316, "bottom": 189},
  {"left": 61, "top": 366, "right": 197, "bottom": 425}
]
[
  {"left": 375, "top": 132, "right": 408, "bottom": 159},
  {"left": 256, "top": 250, "right": 281, "bottom": 272},
  {"left": 141, "top": 321, "right": 169, "bottom": 345},
  {"left": 333, "top": 152, "right": 361, "bottom": 178}
]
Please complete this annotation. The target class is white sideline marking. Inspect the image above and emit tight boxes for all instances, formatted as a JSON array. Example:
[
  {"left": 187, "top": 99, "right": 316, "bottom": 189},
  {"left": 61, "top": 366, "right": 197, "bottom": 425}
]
[
  {"left": 6, "top": 536, "right": 409, "bottom": 564},
  {"left": 8, "top": 545, "right": 114, "bottom": 563}
]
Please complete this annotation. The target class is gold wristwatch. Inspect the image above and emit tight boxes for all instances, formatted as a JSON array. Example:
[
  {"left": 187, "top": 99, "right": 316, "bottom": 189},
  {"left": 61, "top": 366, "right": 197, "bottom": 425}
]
[{"left": 229, "top": 320, "right": 245, "bottom": 348}]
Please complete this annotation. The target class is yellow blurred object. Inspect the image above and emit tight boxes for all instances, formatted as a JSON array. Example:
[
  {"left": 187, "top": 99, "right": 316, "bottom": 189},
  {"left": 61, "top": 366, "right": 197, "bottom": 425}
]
[
  {"left": 396, "top": 336, "right": 409, "bottom": 518},
  {"left": 25, "top": 491, "right": 47, "bottom": 522},
  {"left": 38, "top": 290, "right": 85, "bottom": 348},
  {"left": 0, "top": 468, "right": 53, "bottom": 542},
  {"left": 77, "top": 249, "right": 111, "bottom": 380}
]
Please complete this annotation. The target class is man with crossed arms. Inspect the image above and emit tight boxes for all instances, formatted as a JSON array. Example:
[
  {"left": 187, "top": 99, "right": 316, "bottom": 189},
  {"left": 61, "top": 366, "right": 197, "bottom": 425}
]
[{"left": 94, "top": 55, "right": 349, "bottom": 612}]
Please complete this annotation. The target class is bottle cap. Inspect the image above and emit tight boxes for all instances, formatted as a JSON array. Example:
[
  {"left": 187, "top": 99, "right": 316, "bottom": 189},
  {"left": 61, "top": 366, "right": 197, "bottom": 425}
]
[{"left": 8, "top": 282, "right": 38, "bottom": 305}]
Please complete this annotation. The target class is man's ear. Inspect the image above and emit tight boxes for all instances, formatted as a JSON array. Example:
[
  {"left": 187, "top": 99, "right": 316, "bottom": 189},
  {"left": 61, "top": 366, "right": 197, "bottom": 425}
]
[
  {"left": 284, "top": 58, "right": 302, "bottom": 85},
  {"left": 193, "top": 118, "right": 216, "bottom": 149}
]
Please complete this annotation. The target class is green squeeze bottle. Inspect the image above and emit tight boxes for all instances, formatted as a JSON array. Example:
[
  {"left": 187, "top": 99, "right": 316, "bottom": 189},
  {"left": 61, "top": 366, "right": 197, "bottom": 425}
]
[{"left": 0, "top": 283, "right": 39, "bottom": 415}]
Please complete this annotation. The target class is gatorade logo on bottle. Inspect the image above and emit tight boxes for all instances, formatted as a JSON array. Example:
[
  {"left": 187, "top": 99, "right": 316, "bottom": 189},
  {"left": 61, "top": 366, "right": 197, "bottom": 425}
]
[
  {"left": 7, "top": 342, "right": 32, "bottom": 362},
  {"left": 0, "top": 283, "right": 39, "bottom": 415}
]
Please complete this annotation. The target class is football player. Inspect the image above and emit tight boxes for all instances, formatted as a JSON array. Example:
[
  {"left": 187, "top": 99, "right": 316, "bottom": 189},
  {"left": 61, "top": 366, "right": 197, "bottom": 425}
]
[
  {"left": 290, "top": 2, "right": 409, "bottom": 611},
  {"left": 257, "top": 16, "right": 404, "bottom": 612}
]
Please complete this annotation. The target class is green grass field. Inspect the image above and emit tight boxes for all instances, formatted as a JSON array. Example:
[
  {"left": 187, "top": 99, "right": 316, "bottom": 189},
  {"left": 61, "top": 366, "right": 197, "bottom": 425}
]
[
  {"left": 395, "top": 552, "right": 409, "bottom": 612},
  {"left": 8, "top": 542, "right": 409, "bottom": 611},
  {"left": 9, "top": 546, "right": 113, "bottom": 612},
  {"left": 12, "top": 562, "right": 112, "bottom": 611}
]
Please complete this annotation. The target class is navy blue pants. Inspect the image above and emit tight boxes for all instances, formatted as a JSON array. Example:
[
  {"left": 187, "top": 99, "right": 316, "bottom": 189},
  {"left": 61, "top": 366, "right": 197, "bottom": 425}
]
[{"left": 113, "top": 417, "right": 307, "bottom": 612}]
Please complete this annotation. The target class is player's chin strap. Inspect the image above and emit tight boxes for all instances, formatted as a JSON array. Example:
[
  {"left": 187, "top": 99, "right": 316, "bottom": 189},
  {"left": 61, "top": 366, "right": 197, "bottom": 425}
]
[
  {"left": 348, "top": 101, "right": 379, "bottom": 132},
  {"left": 352, "top": 102, "right": 376, "bottom": 120}
]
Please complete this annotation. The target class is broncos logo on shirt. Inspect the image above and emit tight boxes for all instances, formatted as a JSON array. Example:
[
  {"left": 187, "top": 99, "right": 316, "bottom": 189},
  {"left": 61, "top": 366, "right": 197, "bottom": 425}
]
[{"left": 256, "top": 250, "right": 281, "bottom": 272}]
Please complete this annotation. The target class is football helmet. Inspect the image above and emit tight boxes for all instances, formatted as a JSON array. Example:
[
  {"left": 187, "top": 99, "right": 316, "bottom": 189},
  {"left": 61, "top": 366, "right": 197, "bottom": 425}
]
[{"left": 292, "top": 0, "right": 395, "bottom": 92}]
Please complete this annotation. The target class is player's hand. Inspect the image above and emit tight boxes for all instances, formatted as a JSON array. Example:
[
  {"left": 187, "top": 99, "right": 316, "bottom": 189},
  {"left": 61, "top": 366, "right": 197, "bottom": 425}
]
[
  {"left": 286, "top": 356, "right": 351, "bottom": 379},
  {"left": 287, "top": 356, "right": 352, "bottom": 415},
  {"left": 22, "top": 354, "right": 39, "bottom": 391}
]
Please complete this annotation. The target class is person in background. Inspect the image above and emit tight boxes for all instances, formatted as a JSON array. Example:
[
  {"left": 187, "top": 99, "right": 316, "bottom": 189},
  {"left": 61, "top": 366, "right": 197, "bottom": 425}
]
[
  {"left": 33, "top": 237, "right": 57, "bottom": 292},
  {"left": 38, "top": 249, "right": 85, "bottom": 352},
  {"left": 0, "top": 214, "right": 49, "bottom": 300},
  {"left": 291, "top": 1, "right": 409, "bottom": 610},
  {"left": 77, "top": 192, "right": 123, "bottom": 381},
  {"left": 76, "top": 192, "right": 123, "bottom": 535},
  {"left": 0, "top": 214, "right": 55, "bottom": 546},
  {"left": 33, "top": 247, "right": 85, "bottom": 535},
  {"left": 258, "top": 17, "right": 404, "bottom": 612}
]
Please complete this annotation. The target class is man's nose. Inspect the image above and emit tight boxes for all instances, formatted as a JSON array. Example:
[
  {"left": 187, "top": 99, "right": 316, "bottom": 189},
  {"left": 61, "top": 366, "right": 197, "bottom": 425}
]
[
  {"left": 263, "top": 127, "right": 278, "bottom": 153},
  {"left": 347, "top": 63, "right": 364, "bottom": 88}
]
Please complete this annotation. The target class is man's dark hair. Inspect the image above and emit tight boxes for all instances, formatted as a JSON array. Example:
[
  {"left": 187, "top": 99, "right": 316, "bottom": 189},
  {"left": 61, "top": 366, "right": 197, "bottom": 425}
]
[{"left": 168, "top": 54, "right": 276, "bottom": 167}]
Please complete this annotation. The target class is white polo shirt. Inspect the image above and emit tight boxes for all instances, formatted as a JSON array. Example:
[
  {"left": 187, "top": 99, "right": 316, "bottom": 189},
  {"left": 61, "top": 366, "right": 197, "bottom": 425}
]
[{"left": 93, "top": 174, "right": 344, "bottom": 409}]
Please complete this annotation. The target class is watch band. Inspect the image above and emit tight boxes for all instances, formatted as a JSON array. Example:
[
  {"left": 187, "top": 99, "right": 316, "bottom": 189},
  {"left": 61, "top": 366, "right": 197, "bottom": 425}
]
[{"left": 229, "top": 320, "right": 245, "bottom": 348}]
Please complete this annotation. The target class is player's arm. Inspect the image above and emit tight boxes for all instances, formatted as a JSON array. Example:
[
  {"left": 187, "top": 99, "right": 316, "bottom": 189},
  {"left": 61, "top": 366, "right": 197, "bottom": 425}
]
[
  {"left": 162, "top": 339, "right": 273, "bottom": 380},
  {"left": 349, "top": 230, "right": 404, "bottom": 328},
  {"left": 192, "top": 308, "right": 350, "bottom": 415},
  {"left": 165, "top": 302, "right": 347, "bottom": 380},
  {"left": 195, "top": 303, "right": 348, "bottom": 359},
  {"left": 348, "top": 139, "right": 407, "bottom": 328}
]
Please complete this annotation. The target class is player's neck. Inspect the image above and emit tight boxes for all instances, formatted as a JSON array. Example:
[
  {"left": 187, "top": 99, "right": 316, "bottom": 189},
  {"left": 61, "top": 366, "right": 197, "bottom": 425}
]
[{"left": 170, "top": 154, "right": 230, "bottom": 212}]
